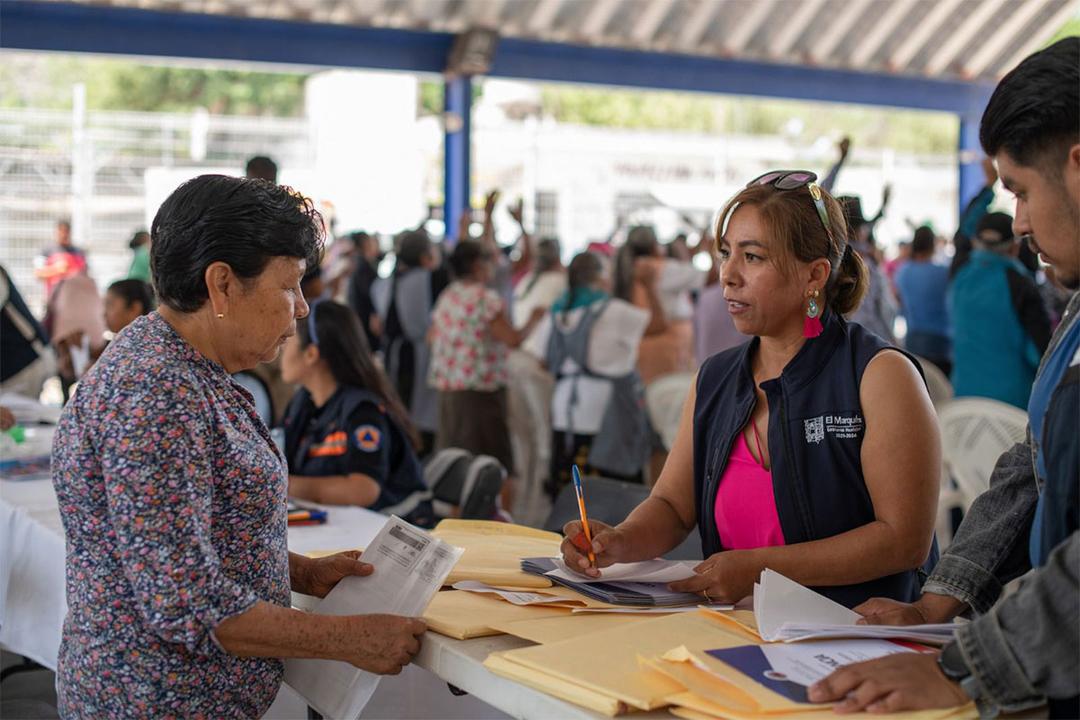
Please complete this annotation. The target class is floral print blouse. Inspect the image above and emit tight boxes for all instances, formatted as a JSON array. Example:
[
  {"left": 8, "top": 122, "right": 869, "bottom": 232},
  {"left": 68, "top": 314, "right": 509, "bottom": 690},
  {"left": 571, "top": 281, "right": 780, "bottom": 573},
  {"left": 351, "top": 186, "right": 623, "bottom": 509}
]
[
  {"left": 52, "top": 312, "right": 290, "bottom": 718},
  {"left": 428, "top": 281, "right": 508, "bottom": 392}
]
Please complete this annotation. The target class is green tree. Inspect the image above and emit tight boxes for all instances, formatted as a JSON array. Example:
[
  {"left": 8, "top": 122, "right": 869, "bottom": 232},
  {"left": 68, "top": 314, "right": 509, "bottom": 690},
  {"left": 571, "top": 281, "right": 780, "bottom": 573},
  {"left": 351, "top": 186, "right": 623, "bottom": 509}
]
[
  {"left": 0, "top": 54, "right": 308, "bottom": 115},
  {"left": 541, "top": 86, "right": 718, "bottom": 132}
]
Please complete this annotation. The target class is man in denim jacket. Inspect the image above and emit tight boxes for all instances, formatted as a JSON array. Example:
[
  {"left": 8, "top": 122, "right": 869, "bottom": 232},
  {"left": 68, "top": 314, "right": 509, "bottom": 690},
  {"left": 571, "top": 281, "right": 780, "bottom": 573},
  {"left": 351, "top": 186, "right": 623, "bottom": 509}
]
[{"left": 809, "top": 37, "right": 1079, "bottom": 718}]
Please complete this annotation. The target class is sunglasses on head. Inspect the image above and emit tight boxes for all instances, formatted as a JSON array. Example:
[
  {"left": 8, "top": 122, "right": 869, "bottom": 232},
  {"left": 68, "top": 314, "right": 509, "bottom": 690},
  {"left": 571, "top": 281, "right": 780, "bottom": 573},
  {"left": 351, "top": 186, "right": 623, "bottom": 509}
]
[{"left": 748, "top": 169, "right": 833, "bottom": 244}]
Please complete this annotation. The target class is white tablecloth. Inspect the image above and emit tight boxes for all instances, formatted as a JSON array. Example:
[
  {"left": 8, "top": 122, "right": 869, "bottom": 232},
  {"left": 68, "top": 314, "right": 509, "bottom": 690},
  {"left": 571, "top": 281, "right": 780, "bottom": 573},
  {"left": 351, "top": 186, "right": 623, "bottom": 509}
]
[
  {"left": 0, "top": 479, "right": 67, "bottom": 669},
  {"left": 0, "top": 477, "right": 573, "bottom": 719}
]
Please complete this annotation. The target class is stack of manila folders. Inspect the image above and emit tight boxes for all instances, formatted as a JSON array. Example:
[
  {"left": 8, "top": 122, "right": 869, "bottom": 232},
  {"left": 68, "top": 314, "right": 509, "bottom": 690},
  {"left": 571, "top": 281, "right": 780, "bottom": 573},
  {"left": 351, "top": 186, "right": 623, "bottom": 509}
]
[
  {"left": 420, "top": 521, "right": 734, "bottom": 643},
  {"left": 290, "top": 519, "right": 972, "bottom": 719},
  {"left": 469, "top": 557, "right": 974, "bottom": 719}
]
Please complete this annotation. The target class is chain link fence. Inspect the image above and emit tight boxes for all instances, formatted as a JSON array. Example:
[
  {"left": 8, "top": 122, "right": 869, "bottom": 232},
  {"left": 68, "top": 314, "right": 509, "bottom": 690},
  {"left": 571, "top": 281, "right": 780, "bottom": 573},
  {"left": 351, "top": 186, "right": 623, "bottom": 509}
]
[{"left": 0, "top": 105, "right": 312, "bottom": 314}]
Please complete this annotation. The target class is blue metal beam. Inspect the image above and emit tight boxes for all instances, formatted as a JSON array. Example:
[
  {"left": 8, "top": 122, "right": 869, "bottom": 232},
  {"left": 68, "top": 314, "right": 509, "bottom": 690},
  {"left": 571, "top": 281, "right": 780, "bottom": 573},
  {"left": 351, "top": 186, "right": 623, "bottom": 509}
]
[
  {"left": 443, "top": 76, "right": 472, "bottom": 244},
  {"left": 2, "top": 1, "right": 995, "bottom": 116},
  {"left": 490, "top": 38, "right": 995, "bottom": 117},
  {"left": 0, "top": 0, "right": 452, "bottom": 74}
]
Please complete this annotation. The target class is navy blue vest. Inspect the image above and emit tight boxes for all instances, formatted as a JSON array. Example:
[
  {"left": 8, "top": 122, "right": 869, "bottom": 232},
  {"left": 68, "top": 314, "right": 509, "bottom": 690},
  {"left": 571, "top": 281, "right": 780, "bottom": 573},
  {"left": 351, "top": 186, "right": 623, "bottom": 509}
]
[
  {"left": 692, "top": 310, "right": 937, "bottom": 607},
  {"left": 283, "top": 386, "right": 429, "bottom": 523}
]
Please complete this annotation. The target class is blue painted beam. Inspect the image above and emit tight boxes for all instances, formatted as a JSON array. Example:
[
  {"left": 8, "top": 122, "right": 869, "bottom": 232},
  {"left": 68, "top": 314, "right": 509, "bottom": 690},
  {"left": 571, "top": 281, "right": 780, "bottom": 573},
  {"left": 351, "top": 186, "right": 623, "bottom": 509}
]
[
  {"left": 0, "top": 0, "right": 453, "bottom": 74},
  {"left": 443, "top": 76, "right": 472, "bottom": 244},
  {"left": 2, "top": 1, "right": 995, "bottom": 116},
  {"left": 490, "top": 38, "right": 996, "bottom": 117}
]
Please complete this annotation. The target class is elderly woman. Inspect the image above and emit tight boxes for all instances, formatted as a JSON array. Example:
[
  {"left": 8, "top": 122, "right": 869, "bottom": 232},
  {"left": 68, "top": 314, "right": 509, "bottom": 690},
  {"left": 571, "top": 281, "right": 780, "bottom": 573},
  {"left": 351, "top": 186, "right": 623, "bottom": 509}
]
[
  {"left": 51, "top": 175, "right": 426, "bottom": 717},
  {"left": 562, "top": 171, "right": 940, "bottom": 608}
]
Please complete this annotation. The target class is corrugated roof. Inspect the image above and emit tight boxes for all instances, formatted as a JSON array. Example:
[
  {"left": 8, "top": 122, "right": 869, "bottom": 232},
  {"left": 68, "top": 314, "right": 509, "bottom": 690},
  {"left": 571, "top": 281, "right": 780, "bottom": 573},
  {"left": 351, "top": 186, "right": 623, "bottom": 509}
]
[{"left": 28, "top": 0, "right": 1080, "bottom": 80}]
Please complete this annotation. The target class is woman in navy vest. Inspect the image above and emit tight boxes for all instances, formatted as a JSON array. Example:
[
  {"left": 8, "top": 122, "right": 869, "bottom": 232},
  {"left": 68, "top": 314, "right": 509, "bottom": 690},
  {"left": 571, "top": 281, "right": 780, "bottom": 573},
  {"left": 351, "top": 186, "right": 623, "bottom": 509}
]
[
  {"left": 561, "top": 171, "right": 940, "bottom": 608},
  {"left": 281, "top": 299, "right": 431, "bottom": 525}
]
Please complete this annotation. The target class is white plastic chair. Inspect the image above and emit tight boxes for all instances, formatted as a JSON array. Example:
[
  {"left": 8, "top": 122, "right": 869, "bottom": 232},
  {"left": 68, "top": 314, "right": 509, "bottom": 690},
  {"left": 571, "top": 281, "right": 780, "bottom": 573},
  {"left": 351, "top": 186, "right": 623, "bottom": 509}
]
[
  {"left": 935, "top": 398, "right": 1028, "bottom": 547},
  {"left": 910, "top": 354, "right": 954, "bottom": 410},
  {"left": 644, "top": 372, "right": 694, "bottom": 452}
]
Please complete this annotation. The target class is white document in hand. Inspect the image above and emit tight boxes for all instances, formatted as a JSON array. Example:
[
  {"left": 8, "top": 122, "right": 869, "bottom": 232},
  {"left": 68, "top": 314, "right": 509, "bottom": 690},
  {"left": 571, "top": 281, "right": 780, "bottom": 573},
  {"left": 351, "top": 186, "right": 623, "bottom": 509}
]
[
  {"left": 753, "top": 569, "right": 860, "bottom": 641},
  {"left": 284, "top": 516, "right": 463, "bottom": 720},
  {"left": 753, "top": 569, "right": 958, "bottom": 645},
  {"left": 547, "top": 557, "right": 698, "bottom": 584},
  {"left": 776, "top": 622, "right": 958, "bottom": 646}
]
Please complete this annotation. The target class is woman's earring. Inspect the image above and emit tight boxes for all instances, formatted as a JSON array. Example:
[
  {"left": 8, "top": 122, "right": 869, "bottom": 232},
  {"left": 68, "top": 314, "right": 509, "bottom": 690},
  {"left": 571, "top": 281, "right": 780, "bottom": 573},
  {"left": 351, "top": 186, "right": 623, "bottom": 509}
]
[
  {"left": 217, "top": 313, "right": 225, "bottom": 319},
  {"left": 803, "top": 289, "right": 822, "bottom": 339}
]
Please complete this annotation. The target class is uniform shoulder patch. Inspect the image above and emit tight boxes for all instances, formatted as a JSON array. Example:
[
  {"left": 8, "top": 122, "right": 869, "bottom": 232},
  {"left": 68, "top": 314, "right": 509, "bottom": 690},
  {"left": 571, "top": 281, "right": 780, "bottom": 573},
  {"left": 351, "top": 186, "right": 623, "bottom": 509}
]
[{"left": 354, "top": 424, "right": 382, "bottom": 452}]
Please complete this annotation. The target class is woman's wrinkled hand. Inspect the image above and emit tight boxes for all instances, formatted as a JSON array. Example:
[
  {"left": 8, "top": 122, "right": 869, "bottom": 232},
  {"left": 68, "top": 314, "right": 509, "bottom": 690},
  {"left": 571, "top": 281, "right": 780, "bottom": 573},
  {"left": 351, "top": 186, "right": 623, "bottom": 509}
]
[
  {"left": 339, "top": 614, "right": 427, "bottom": 675},
  {"left": 300, "top": 550, "right": 374, "bottom": 598}
]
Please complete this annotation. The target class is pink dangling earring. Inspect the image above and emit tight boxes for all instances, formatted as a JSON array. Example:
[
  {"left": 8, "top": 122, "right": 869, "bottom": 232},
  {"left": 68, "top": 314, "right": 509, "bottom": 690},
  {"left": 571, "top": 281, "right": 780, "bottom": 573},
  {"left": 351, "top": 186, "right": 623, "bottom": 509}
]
[{"left": 803, "top": 289, "right": 822, "bottom": 338}]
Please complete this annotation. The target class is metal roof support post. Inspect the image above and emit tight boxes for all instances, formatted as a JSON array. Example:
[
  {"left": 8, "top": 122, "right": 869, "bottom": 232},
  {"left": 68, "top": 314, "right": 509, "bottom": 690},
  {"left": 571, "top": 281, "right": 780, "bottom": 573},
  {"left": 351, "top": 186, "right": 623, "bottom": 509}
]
[
  {"left": 958, "top": 114, "right": 983, "bottom": 219},
  {"left": 443, "top": 75, "right": 472, "bottom": 244}
]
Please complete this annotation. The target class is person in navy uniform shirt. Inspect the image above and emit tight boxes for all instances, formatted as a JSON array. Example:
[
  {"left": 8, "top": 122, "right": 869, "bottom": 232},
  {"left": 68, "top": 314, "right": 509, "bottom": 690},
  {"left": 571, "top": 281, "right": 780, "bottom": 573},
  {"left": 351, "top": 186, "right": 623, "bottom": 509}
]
[{"left": 281, "top": 299, "right": 431, "bottom": 525}]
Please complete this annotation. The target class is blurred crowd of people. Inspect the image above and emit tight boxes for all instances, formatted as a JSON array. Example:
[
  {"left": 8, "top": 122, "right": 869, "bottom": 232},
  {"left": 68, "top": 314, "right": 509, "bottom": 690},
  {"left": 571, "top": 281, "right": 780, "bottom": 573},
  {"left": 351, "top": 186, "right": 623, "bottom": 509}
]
[{"left": 1, "top": 134, "right": 1073, "bottom": 524}]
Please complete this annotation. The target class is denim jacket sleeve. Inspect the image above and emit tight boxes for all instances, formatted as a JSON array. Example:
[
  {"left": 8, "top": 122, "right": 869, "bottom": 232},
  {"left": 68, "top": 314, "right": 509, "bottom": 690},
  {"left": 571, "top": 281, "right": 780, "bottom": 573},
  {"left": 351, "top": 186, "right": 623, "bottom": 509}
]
[
  {"left": 924, "top": 293, "right": 1080, "bottom": 611},
  {"left": 955, "top": 532, "right": 1079, "bottom": 713},
  {"left": 922, "top": 438, "right": 1038, "bottom": 613}
]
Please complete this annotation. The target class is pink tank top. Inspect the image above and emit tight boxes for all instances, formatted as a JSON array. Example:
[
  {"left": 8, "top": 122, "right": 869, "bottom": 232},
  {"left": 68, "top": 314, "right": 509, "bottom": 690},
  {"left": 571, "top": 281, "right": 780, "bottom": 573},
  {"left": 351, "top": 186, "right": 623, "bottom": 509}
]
[{"left": 713, "top": 425, "right": 786, "bottom": 550}]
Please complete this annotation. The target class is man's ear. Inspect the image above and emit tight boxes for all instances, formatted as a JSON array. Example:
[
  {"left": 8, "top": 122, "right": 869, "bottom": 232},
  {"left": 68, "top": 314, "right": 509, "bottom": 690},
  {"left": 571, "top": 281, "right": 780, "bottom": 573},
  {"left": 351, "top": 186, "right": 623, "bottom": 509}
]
[{"left": 1065, "top": 144, "right": 1080, "bottom": 205}]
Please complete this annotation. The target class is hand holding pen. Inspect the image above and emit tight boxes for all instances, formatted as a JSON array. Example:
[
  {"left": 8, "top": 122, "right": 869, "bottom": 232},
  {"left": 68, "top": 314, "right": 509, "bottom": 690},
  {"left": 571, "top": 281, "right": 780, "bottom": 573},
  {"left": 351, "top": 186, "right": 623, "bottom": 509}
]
[{"left": 558, "top": 465, "right": 629, "bottom": 577}]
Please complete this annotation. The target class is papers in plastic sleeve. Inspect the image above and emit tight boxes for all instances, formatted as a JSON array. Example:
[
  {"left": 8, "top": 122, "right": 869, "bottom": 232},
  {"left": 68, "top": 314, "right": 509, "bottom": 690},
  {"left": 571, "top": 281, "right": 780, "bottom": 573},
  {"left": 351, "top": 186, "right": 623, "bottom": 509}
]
[{"left": 283, "top": 515, "right": 463, "bottom": 720}]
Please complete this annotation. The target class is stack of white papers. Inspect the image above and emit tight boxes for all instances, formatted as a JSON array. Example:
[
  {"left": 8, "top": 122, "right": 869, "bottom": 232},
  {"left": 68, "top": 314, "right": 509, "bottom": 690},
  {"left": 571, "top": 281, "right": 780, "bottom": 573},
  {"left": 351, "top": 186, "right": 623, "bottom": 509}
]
[
  {"left": 521, "top": 557, "right": 703, "bottom": 606},
  {"left": 753, "top": 569, "right": 957, "bottom": 646},
  {"left": 284, "top": 516, "right": 464, "bottom": 719},
  {"left": 547, "top": 557, "right": 698, "bottom": 584}
]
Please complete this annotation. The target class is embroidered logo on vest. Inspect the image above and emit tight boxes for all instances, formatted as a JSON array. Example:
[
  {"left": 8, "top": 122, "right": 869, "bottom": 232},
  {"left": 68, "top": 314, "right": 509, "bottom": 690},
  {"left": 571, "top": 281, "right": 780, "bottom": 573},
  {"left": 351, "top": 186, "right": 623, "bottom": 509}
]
[
  {"left": 804, "top": 414, "right": 864, "bottom": 444},
  {"left": 804, "top": 416, "right": 825, "bottom": 444}
]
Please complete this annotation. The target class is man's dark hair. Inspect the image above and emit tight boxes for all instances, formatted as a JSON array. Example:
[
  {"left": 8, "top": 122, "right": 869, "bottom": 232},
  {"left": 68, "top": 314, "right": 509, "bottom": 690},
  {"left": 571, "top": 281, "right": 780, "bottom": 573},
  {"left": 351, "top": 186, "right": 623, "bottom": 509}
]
[
  {"left": 396, "top": 230, "right": 433, "bottom": 270},
  {"left": 107, "top": 279, "right": 155, "bottom": 314},
  {"left": 980, "top": 36, "right": 1079, "bottom": 169},
  {"left": 150, "top": 175, "right": 323, "bottom": 313},
  {"left": 57, "top": 218, "right": 71, "bottom": 229},
  {"left": 448, "top": 239, "right": 486, "bottom": 279},
  {"left": 245, "top": 155, "right": 279, "bottom": 183},
  {"left": 911, "top": 225, "right": 936, "bottom": 256}
]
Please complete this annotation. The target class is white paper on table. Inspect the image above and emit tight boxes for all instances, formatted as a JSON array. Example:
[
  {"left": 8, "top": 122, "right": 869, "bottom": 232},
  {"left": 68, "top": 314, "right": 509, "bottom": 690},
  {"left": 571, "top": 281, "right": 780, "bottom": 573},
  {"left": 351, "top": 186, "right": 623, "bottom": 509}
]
[
  {"left": 283, "top": 516, "right": 464, "bottom": 720},
  {"left": 451, "top": 580, "right": 570, "bottom": 606},
  {"left": 547, "top": 557, "right": 697, "bottom": 584},
  {"left": 778, "top": 622, "right": 958, "bottom": 646},
  {"left": 570, "top": 603, "right": 733, "bottom": 614},
  {"left": 753, "top": 569, "right": 860, "bottom": 642},
  {"left": 758, "top": 639, "right": 915, "bottom": 686}
]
